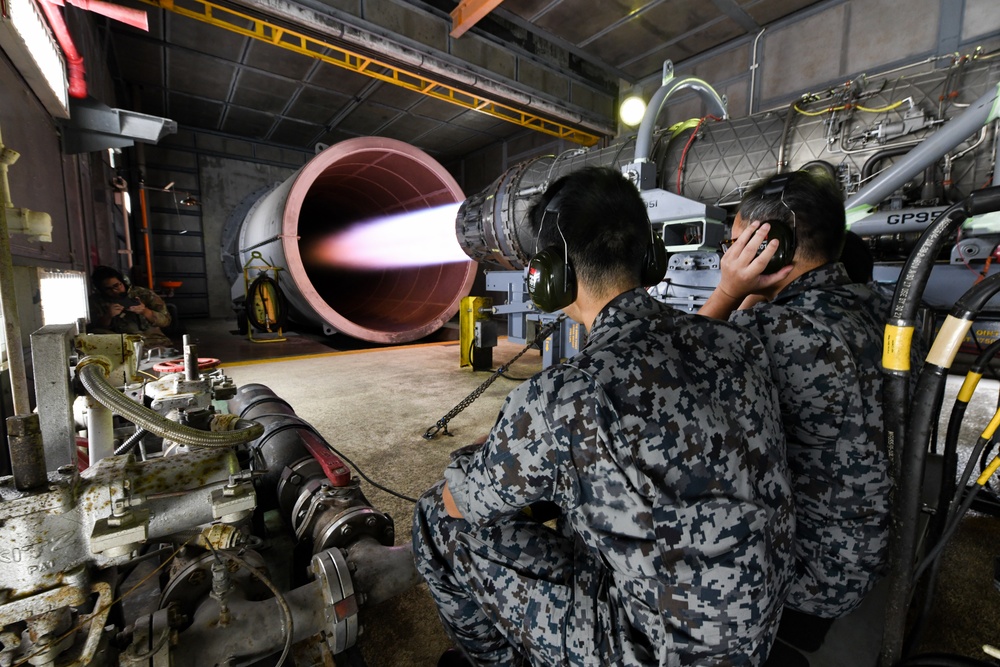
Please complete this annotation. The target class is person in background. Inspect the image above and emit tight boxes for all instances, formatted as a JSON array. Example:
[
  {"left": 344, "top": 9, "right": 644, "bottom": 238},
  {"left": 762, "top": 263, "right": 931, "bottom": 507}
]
[
  {"left": 413, "top": 166, "right": 794, "bottom": 666},
  {"left": 699, "top": 171, "right": 890, "bottom": 663},
  {"left": 89, "top": 265, "right": 174, "bottom": 351}
]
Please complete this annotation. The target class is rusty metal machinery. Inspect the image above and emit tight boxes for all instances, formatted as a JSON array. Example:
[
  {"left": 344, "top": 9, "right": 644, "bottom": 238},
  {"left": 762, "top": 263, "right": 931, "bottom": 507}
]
[{"left": 0, "top": 326, "right": 419, "bottom": 666}]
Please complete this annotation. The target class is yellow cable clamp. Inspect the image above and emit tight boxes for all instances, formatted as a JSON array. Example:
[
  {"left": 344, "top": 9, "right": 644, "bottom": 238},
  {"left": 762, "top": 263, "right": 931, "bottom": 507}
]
[
  {"left": 982, "top": 408, "right": 1000, "bottom": 441},
  {"left": 883, "top": 324, "right": 914, "bottom": 371},
  {"left": 957, "top": 371, "right": 983, "bottom": 403},
  {"left": 976, "top": 455, "right": 1000, "bottom": 486}
]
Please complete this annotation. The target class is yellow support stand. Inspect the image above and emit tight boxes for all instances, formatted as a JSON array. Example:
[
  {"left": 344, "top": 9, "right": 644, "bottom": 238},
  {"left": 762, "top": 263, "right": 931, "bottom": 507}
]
[
  {"left": 460, "top": 296, "right": 494, "bottom": 370},
  {"left": 243, "top": 251, "right": 287, "bottom": 343}
]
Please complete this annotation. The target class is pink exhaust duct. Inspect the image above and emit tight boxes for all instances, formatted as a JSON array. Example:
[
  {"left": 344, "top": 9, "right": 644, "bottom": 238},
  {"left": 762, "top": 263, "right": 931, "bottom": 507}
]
[{"left": 236, "top": 137, "right": 477, "bottom": 344}]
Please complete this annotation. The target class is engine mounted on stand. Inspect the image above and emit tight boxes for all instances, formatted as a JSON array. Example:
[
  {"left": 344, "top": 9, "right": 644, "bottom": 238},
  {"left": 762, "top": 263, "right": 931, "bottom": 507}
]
[{"left": 0, "top": 315, "right": 420, "bottom": 666}]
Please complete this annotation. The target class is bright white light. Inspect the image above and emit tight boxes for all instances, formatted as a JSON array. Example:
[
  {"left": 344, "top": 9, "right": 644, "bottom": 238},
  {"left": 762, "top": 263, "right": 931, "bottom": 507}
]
[
  {"left": 38, "top": 269, "right": 88, "bottom": 325},
  {"left": 309, "top": 203, "right": 471, "bottom": 270},
  {"left": 2, "top": 0, "right": 69, "bottom": 116},
  {"left": 620, "top": 95, "right": 647, "bottom": 127},
  {"left": 123, "top": 191, "right": 132, "bottom": 214}
]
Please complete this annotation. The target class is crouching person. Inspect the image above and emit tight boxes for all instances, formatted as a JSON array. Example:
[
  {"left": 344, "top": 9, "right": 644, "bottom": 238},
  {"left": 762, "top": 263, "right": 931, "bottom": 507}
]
[{"left": 413, "top": 167, "right": 794, "bottom": 666}]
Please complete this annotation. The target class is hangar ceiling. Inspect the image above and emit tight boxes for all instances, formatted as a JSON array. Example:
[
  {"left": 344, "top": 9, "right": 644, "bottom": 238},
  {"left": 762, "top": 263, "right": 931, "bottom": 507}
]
[{"left": 98, "top": 0, "right": 827, "bottom": 163}]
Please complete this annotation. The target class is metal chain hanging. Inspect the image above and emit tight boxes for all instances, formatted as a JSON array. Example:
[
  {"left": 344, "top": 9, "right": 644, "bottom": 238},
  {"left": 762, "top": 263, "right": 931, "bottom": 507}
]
[{"left": 423, "top": 315, "right": 567, "bottom": 440}]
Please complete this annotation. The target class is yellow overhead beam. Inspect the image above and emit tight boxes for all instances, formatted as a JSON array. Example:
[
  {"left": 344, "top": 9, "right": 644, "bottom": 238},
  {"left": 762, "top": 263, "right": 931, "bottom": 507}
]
[
  {"left": 139, "top": 0, "right": 600, "bottom": 146},
  {"left": 450, "top": 0, "right": 504, "bottom": 39}
]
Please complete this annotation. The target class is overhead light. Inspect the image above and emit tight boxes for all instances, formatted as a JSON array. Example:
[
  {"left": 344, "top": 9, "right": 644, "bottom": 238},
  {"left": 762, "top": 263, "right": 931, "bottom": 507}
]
[
  {"left": 0, "top": 0, "right": 69, "bottom": 117},
  {"left": 179, "top": 195, "right": 199, "bottom": 207},
  {"left": 619, "top": 95, "right": 647, "bottom": 127}
]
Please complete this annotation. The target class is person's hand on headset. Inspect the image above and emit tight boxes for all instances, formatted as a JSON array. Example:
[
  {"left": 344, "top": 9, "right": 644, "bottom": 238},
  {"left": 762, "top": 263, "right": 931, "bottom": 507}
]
[
  {"left": 717, "top": 220, "right": 793, "bottom": 302},
  {"left": 700, "top": 220, "right": 793, "bottom": 321}
]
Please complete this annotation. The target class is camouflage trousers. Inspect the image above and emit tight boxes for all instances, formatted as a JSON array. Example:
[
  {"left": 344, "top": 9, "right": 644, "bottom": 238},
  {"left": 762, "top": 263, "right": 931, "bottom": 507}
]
[{"left": 412, "top": 480, "right": 606, "bottom": 666}]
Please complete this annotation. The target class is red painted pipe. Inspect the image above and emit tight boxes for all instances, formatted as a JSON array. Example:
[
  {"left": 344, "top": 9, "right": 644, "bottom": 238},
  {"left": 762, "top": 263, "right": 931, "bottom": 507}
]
[{"left": 37, "top": 0, "right": 86, "bottom": 99}]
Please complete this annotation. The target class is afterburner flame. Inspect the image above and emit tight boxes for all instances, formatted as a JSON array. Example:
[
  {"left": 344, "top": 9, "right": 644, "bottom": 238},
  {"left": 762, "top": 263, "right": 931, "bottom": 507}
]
[{"left": 312, "top": 203, "right": 469, "bottom": 269}]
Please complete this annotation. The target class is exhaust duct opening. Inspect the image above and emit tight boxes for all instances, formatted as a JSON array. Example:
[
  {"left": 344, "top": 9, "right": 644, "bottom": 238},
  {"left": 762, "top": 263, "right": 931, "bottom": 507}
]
[{"left": 240, "top": 138, "right": 476, "bottom": 344}]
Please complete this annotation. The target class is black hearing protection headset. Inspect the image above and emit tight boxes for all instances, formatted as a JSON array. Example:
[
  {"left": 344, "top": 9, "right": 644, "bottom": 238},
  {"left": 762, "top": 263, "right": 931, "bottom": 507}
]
[
  {"left": 756, "top": 173, "right": 797, "bottom": 274},
  {"left": 526, "top": 193, "right": 670, "bottom": 313},
  {"left": 527, "top": 194, "right": 576, "bottom": 313}
]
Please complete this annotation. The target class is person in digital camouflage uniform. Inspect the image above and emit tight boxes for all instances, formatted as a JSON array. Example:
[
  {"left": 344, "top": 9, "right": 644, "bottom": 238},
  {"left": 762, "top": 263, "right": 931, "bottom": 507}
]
[
  {"left": 413, "top": 166, "right": 794, "bottom": 666},
  {"left": 699, "top": 170, "right": 890, "bottom": 659},
  {"left": 89, "top": 265, "right": 175, "bottom": 350}
]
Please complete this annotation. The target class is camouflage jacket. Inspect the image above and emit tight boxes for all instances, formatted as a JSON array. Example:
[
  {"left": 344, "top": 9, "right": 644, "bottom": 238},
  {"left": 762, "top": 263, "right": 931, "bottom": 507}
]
[
  {"left": 90, "top": 285, "right": 171, "bottom": 335},
  {"left": 731, "top": 262, "right": 888, "bottom": 617},
  {"left": 447, "top": 288, "right": 794, "bottom": 666}
]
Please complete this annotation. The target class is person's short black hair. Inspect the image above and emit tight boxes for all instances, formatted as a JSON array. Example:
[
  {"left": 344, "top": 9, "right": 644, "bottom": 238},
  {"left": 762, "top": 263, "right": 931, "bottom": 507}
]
[
  {"left": 528, "top": 167, "right": 651, "bottom": 292},
  {"left": 839, "top": 231, "right": 874, "bottom": 283},
  {"left": 91, "top": 265, "right": 127, "bottom": 290},
  {"left": 738, "top": 170, "right": 846, "bottom": 264}
]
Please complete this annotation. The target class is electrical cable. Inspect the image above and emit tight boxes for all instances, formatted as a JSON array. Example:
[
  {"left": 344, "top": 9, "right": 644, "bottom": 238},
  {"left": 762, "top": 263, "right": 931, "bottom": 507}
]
[{"left": 675, "top": 115, "right": 720, "bottom": 193}]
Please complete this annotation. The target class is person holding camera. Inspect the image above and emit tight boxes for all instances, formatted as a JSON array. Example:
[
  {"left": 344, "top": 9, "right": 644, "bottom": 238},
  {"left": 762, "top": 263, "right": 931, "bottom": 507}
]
[{"left": 89, "top": 265, "right": 174, "bottom": 350}]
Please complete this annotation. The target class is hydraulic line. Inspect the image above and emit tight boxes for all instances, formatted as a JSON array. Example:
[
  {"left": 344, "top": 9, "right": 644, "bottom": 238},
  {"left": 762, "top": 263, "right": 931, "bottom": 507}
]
[
  {"left": 880, "top": 185, "right": 1000, "bottom": 665},
  {"left": 934, "top": 338, "right": 1000, "bottom": 540},
  {"left": 77, "top": 356, "right": 263, "bottom": 448}
]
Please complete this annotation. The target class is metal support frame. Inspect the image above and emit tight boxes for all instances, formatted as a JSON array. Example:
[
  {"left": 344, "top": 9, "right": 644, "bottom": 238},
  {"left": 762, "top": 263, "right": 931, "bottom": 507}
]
[
  {"left": 137, "top": 0, "right": 599, "bottom": 146},
  {"left": 29, "top": 324, "right": 78, "bottom": 470}
]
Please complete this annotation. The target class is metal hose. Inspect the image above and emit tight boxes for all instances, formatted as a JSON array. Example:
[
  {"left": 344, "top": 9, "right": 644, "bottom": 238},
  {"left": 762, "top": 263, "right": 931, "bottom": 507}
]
[{"left": 77, "top": 356, "right": 263, "bottom": 448}]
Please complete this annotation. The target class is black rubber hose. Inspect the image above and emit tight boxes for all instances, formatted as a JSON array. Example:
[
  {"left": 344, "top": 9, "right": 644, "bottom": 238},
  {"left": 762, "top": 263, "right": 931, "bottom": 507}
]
[
  {"left": 882, "top": 187, "right": 1000, "bottom": 665},
  {"left": 881, "top": 250, "right": 957, "bottom": 666},
  {"left": 862, "top": 146, "right": 913, "bottom": 182},
  {"left": 933, "top": 338, "right": 1000, "bottom": 542}
]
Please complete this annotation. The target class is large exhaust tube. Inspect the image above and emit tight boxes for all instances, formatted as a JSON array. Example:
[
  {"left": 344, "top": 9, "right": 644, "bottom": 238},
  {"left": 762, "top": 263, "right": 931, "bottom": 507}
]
[{"left": 233, "top": 138, "right": 476, "bottom": 344}]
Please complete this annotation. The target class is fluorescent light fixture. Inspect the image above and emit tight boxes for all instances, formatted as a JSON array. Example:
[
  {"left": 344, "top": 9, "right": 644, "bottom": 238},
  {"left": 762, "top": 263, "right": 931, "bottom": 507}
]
[
  {"left": 620, "top": 95, "right": 647, "bottom": 127},
  {"left": 38, "top": 268, "right": 88, "bottom": 325},
  {"left": 0, "top": 0, "right": 69, "bottom": 118}
]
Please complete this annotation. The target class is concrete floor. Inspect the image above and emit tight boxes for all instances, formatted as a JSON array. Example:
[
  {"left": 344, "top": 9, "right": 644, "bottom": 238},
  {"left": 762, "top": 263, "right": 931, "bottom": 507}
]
[{"left": 179, "top": 317, "right": 1000, "bottom": 666}]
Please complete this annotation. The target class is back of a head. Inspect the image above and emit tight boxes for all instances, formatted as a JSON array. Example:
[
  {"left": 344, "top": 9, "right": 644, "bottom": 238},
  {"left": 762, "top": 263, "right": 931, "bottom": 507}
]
[
  {"left": 529, "top": 167, "right": 651, "bottom": 292},
  {"left": 840, "top": 231, "right": 874, "bottom": 283},
  {"left": 738, "top": 170, "right": 846, "bottom": 264}
]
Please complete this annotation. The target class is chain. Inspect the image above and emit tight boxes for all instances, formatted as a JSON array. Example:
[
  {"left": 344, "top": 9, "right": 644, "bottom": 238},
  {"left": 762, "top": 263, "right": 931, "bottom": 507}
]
[{"left": 423, "top": 315, "right": 567, "bottom": 440}]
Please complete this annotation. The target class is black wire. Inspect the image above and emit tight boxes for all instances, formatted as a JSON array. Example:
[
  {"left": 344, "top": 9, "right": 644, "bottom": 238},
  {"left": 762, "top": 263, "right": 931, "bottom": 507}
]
[
  {"left": 248, "top": 412, "right": 419, "bottom": 503},
  {"left": 913, "top": 483, "right": 981, "bottom": 586},
  {"left": 499, "top": 372, "right": 532, "bottom": 382},
  {"left": 662, "top": 280, "right": 717, "bottom": 291}
]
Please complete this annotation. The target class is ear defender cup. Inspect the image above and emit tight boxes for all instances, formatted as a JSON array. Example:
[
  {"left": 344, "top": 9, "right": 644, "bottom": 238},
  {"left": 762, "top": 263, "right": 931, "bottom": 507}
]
[
  {"left": 527, "top": 246, "right": 577, "bottom": 313},
  {"left": 641, "top": 234, "right": 668, "bottom": 286},
  {"left": 757, "top": 218, "right": 796, "bottom": 274}
]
